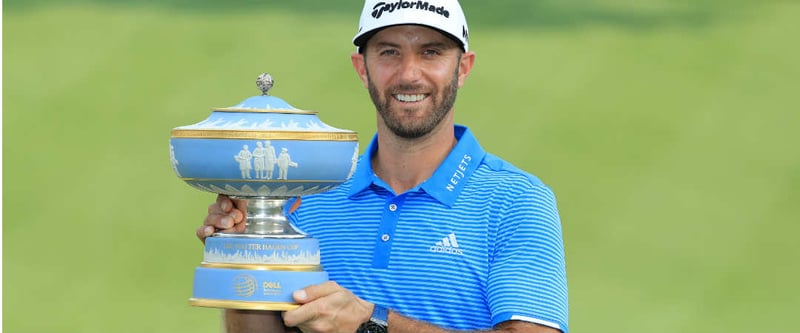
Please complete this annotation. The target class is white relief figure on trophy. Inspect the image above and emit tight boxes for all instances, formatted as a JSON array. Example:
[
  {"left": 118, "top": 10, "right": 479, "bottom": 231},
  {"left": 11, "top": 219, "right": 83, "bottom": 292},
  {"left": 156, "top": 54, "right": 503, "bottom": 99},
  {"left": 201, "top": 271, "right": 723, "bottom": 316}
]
[
  {"left": 256, "top": 118, "right": 275, "bottom": 130},
  {"left": 252, "top": 142, "right": 266, "bottom": 179},
  {"left": 306, "top": 119, "right": 333, "bottom": 130},
  {"left": 282, "top": 119, "right": 301, "bottom": 130},
  {"left": 276, "top": 147, "right": 298, "bottom": 180},
  {"left": 170, "top": 144, "right": 182, "bottom": 178},
  {"left": 263, "top": 140, "right": 277, "bottom": 180},
  {"left": 234, "top": 144, "right": 253, "bottom": 179}
]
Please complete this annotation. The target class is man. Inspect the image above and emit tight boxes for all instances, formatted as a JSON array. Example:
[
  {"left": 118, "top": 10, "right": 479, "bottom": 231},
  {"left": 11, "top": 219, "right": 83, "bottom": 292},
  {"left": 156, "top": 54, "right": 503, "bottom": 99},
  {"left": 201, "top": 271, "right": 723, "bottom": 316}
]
[
  {"left": 252, "top": 142, "right": 266, "bottom": 179},
  {"left": 234, "top": 144, "right": 253, "bottom": 179},
  {"left": 276, "top": 147, "right": 299, "bottom": 180},
  {"left": 199, "top": 1, "right": 568, "bottom": 332},
  {"left": 263, "top": 140, "right": 277, "bottom": 180}
]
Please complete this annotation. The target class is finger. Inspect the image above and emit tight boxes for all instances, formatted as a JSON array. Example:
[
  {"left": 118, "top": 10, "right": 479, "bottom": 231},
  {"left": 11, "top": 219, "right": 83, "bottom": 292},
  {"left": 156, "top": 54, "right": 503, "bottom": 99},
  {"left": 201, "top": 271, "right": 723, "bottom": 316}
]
[
  {"left": 294, "top": 280, "right": 340, "bottom": 304},
  {"left": 210, "top": 195, "right": 247, "bottom": 216},
  {"left": 228, "top": 208, "right": 245, "bottom": 226},
  {"left": 205, "top": 197, "right": 246, "bottom": 227},
  {"left": 207, "top": 201, "right": 221, "bottom": 215},
  {"left": 196, "top": 225, "right": 215, "bottom": 243},
  {"left": 216, "top": 194, "right": 233, "bottom": 213},
  {"left": 229, "top": 197, "right": 248, "bottom": 226},
  {"left": 207, "top": 195, "right": 228, "bottom": 215},
  {"left": 204, "top": 210, "right": 235, "bottom": 229},
  {"left": 231, "top": 197, "right": 248, "bottom": 213},
  {"left": 283, "top": 281, "right": 338, "bottom": 327},
  {"left": 216, "top": 227, "right": 240, "bottom": 234},
  {"left": 289, "top": 197, "right": 302, "bottom": 214},
  {"left": 283, "top": 302, "right": 318, "bottom": 328},
  {"left": 232, "top": 215, "right": 247, "bottom": 233},
  {"left": 198, "top": 213, "right": 228, "bottom": 243},
  {"left": 284, "top": 281, "right": 367, "bottom": 333}
]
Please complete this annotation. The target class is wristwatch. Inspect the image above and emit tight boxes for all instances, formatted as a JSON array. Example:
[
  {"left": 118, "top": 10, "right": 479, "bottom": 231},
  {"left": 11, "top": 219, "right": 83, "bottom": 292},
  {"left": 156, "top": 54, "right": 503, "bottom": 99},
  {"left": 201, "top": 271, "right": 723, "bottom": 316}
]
[{"left": 356, "top": 304, "right": 388, "bottom": 333}]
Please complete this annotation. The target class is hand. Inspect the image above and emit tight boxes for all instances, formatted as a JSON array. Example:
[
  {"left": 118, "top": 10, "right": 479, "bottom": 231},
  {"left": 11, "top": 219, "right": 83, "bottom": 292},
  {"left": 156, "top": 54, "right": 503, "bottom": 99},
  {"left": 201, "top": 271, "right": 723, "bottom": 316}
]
[
  {"left": 283, "top": 281, "right": 373, "bottom": 333},
  {"left": 196, "top": 194, "right": 247, "bottom": 243}
]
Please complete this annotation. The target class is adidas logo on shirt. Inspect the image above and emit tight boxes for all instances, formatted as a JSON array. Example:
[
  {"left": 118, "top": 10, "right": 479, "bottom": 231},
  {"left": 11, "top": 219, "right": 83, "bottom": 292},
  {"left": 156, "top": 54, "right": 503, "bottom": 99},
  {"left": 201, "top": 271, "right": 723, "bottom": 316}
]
[{"left": 430, "top": 232, "right": 464, "bottom": 255}]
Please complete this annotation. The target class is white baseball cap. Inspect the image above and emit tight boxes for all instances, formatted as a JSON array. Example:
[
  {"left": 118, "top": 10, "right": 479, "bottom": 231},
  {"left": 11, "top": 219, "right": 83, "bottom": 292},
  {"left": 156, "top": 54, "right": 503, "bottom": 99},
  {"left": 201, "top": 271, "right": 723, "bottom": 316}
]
[{"left": 353, "top": 0, "right": 470, "bottom": 51}]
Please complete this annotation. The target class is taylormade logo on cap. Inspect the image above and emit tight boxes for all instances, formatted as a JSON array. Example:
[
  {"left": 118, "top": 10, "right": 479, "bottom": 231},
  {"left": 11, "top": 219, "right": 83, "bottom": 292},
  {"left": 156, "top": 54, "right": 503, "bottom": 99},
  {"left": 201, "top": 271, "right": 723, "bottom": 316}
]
[
  {"left": 371, "top": 1, "right": 450, "bottom": 19},
  {"left": 354, "top": 0, "right": 469, "bottom": 51}
]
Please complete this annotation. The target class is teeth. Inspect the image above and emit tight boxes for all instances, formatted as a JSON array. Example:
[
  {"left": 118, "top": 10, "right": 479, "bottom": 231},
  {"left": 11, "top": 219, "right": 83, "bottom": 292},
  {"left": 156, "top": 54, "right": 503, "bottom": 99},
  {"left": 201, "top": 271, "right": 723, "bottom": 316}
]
[{"left": 395, "top": 94, "right": 426, "bottom": 102}]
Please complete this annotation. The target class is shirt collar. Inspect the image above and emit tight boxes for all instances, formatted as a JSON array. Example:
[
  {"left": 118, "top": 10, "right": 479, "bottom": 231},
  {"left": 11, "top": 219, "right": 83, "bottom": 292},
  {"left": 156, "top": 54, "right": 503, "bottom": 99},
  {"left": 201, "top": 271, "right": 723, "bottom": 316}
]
[{"left": 348, "top": 125, "right": 486, "bottom": 207}]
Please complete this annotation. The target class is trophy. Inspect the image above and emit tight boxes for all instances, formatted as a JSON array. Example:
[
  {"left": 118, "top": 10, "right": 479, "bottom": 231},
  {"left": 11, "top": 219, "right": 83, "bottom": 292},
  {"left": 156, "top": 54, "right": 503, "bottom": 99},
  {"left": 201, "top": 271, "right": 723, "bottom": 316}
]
[{"left": 169, "top": 73, "right": 358, "bottom": 310}]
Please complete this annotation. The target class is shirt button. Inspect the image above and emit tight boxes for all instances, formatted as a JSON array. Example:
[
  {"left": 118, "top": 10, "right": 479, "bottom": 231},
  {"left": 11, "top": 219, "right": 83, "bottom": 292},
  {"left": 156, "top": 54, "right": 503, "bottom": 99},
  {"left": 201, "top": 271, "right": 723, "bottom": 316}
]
[
  {"left": 388, "top": 203, "right": 398, "bottom": 211},
  {"left": 381, "top": 234, "right": 390, "bottom": 242}
]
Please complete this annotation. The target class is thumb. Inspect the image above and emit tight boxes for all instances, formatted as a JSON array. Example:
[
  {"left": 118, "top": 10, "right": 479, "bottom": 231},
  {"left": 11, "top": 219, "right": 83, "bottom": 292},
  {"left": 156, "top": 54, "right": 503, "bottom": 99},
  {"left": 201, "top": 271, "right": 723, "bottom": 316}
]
[
  {"left": 292, "top": 289, "right": 311, "bottom": 304},
  {"left": 292, "top": 280, "right": 337, "bottom": 304}
]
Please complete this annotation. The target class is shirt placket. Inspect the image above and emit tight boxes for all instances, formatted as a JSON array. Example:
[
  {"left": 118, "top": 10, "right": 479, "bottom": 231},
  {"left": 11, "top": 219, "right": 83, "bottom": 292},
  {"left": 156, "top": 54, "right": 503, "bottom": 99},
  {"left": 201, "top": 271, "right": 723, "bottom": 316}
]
[{"left": 371, "top": 194, "right": 406, "bottom": 268}]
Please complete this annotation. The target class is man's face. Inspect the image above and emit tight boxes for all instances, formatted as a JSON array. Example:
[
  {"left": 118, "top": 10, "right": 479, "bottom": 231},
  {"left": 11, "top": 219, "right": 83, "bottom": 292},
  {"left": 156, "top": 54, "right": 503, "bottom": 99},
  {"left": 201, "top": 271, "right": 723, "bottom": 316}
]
[{"left": 354, "top": 25, "right": 473, "bottom": 139}]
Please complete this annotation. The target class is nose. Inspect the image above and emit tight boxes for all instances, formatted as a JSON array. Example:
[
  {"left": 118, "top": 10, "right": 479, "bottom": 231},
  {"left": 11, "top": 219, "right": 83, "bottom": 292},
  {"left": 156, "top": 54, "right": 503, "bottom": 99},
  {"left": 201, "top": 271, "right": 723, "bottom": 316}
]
[{"left": 397, "top": 54, "right": 422, "bottom": 84}]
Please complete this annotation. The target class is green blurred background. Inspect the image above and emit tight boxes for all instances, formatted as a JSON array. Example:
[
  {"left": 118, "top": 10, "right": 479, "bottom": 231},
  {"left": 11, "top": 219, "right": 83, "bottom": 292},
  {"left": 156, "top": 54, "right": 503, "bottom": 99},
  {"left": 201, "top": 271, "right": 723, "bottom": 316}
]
[{"left": 4, "top": 0, "right": 799, "bottom": 332}]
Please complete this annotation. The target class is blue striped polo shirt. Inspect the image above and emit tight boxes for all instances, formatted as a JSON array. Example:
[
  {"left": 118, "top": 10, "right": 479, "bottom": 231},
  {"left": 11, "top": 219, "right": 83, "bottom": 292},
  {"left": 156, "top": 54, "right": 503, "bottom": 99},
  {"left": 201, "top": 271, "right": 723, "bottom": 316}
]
[{"left": 289, "top": 125, "right": 569, "bottom": 332}]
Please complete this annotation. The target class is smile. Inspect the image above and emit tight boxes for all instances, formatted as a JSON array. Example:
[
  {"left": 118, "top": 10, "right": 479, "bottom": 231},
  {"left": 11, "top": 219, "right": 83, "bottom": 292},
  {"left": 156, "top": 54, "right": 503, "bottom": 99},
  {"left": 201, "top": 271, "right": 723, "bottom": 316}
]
[{"left": 394, "top": 94, "right": 427, "bottom": 103}]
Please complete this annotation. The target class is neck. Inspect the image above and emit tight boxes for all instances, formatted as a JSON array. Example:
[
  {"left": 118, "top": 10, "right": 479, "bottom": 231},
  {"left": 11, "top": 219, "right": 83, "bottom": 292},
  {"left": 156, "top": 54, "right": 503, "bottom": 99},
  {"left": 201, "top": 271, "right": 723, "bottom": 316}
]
[{"left": 372, "top": 120, "right": 456, "bottom": 194}]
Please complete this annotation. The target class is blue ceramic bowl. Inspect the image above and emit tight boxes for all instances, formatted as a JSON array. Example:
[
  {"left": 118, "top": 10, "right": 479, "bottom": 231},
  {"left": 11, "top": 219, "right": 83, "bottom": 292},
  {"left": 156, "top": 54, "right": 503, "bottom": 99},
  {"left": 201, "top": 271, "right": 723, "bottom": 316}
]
[{"left": 170, "top": 76, "right": 358, "bottom": 197}]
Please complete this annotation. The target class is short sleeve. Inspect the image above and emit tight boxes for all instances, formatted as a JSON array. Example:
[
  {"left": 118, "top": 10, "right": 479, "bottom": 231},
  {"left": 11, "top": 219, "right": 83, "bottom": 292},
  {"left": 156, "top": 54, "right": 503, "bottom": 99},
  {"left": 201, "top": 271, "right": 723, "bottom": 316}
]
[{"left": 488, "top": 184, "right": 569, "bottom": 332}]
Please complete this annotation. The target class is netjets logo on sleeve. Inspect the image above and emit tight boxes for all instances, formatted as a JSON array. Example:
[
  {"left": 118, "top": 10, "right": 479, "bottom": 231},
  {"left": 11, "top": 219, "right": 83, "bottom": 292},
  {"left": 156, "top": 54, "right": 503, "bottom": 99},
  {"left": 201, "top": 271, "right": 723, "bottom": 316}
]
[
  {"left": 372, "top": 1, "right": 451, "bottom": 19},
  {"left": 430, "top": 232, "right": 463, "bottom": 255}
]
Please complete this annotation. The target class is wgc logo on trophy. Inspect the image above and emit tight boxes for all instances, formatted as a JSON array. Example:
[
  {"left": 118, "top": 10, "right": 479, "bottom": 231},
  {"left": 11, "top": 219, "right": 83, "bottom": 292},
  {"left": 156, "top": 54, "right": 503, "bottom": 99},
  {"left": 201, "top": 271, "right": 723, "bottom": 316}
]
[{"left": 169, "top": 73, "right": 358, "bottom": 310}]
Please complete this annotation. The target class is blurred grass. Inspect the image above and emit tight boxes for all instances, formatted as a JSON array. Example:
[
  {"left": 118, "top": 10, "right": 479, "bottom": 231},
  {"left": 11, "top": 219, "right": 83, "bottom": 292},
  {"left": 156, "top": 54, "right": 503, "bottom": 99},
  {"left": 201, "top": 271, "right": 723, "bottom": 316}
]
[{"left": 4, "top": 1, "right": 800, "bottom": 332}]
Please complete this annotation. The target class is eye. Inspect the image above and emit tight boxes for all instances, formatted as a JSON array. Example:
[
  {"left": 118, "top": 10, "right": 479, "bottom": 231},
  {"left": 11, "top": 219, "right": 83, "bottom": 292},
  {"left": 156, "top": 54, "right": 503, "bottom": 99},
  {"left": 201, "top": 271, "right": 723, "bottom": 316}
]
[
  {"left": 422, "top": 48, "right": 442, "bottom": 56},
  {"left": 378, "top": 48, "right": 399, "bottom": 56}
]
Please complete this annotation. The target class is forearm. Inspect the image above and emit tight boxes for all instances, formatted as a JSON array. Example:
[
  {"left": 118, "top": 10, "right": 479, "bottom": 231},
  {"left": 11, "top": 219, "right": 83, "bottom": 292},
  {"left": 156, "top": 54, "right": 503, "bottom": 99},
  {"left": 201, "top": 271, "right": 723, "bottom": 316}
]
[
  {"left": 224, "top": 309, "right": 293, "bottom": 333},
  {"left": 386, "top": 311, "right": 560, "bottom": 333}
]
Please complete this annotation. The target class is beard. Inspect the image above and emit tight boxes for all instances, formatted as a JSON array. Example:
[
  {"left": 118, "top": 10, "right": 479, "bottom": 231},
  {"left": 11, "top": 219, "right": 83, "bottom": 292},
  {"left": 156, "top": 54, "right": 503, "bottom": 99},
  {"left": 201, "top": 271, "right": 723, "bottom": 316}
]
[{"left": 366, "top": 64, "right": 460, "bottom": 139}]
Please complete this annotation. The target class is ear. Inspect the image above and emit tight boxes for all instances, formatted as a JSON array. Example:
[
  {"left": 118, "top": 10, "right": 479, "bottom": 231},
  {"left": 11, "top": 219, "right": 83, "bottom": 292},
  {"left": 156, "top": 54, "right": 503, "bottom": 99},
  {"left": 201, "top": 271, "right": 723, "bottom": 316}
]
[
  {"left": 351, "top": 52, "right": 369, "bottom": 89},
  {"left": 457, "top": 51, "right": 476, "bottom": 89}
]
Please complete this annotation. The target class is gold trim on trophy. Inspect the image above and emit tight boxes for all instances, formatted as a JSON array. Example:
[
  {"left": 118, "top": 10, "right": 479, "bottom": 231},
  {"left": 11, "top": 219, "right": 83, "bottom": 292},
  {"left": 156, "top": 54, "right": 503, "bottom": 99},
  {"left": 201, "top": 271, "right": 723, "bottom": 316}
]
[
  {"left": 189, "top": 298, "right": 300, "bottom": 311},
  {"left": 171, "top": 129, "right": 357, "bottom": 141},
  {"left": 201, "top": 262, "right": 323, "bottom": 271}
]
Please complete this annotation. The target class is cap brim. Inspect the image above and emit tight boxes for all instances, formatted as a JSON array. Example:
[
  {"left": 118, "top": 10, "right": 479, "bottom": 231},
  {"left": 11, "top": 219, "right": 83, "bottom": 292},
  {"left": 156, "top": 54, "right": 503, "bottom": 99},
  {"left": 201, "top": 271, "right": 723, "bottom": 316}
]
[{"left": 353, "top": 24, "right": 465, "bottom": 51}]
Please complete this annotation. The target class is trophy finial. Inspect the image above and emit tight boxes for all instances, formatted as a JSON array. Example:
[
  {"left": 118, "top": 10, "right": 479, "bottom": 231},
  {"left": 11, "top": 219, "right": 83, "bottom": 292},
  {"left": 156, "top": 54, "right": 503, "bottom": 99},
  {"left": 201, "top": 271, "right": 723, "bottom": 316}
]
[{"left": 256, "top": 73, "right": 274, "bottom": 95}]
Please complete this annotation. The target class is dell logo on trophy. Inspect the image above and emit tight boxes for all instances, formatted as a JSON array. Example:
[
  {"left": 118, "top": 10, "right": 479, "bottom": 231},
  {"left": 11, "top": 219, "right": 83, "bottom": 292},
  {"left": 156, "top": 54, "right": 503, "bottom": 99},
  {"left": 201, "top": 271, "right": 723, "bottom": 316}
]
[{"left": 169, "top": 73, "right": 358, "bottom": 310}]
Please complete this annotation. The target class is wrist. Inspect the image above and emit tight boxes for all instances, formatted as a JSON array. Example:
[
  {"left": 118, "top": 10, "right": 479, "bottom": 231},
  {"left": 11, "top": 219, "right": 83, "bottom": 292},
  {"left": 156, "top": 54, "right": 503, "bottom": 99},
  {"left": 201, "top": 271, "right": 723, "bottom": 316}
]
[
  {"left": 356, "top": 303, "right": 389, "bottom": 333},
  {"left": 370, "top": 304, "right": 389, "bottom": 326}
]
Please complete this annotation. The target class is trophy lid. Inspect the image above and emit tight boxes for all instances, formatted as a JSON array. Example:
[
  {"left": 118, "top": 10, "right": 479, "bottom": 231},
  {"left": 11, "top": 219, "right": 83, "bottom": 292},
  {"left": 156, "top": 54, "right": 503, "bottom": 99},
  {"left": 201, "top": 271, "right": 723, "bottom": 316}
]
[
  {"left": 172, "top": 72, "right": 357, "bottom": 134},
  {"left": 212, "top": 73, "right": 315, "bottom": 114}
]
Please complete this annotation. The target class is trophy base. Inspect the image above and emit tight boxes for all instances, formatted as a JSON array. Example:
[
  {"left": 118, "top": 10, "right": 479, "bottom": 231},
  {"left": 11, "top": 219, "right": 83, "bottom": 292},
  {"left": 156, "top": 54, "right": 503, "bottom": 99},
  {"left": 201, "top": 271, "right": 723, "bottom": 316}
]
[
  {"left": 189, "top": 298, "right": 300, "bottom": 311},
  {"left": 191, "top": 234, "right": 328, "bottom": 310}
]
